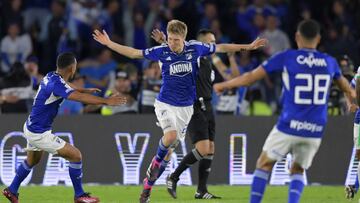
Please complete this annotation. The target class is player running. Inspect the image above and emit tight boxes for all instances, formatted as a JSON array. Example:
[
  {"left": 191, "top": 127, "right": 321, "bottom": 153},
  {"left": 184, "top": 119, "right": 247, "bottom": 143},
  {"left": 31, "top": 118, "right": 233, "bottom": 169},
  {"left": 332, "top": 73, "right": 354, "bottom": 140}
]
[
  {"left": 214, "top": 19, "right": 355, "bottom": 203},
  {"left": 344, "top": 66, "right": 360, "bottom": 199},
  {"left": 93, "top": 19, "right": 266, "bottom": 203},
  {"left": 2, "top": 52, "right": 126, "bottom": 203}
]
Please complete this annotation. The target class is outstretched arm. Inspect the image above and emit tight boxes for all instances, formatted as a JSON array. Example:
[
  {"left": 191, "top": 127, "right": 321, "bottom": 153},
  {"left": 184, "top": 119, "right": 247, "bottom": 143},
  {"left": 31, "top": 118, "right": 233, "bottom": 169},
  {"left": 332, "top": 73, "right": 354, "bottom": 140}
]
[
  {"left": 334, "top": 76, "right": 357, "bottom": 110},
  {"left": 216, "top": 37, "right": 268, "bottom": 53},
  {"left": 68, "top": 91, "right": 126, "bottom": 106},
  {"left": 93, "top": 30, "right": 143, "bottom": 59},
  {"left": 213, "top": 66, "right": 267, "bottom": 94},
  {"left": 68, "top": 83, "right": 102, "bottom": 94}
]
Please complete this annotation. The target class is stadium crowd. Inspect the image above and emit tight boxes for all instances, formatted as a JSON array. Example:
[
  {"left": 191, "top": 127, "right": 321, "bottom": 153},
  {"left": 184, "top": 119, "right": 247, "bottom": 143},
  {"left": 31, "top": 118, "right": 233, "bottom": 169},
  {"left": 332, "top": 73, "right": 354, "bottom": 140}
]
[{"left": 0, "top": 0, "right": 359, "bottom": 115}]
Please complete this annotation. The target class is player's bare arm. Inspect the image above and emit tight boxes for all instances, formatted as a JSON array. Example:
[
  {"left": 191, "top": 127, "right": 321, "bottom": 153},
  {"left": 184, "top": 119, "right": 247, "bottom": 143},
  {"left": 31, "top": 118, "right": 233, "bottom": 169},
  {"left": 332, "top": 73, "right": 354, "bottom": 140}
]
[
  {"left": 215, "top": 37, "right": 268, "bottom": 53},
  {"left": 93, "top": 29, "right": 143, "bottom": 59},
  {"left": 68, "top": 82, "right": 101, "bottom": 94},
  {"left": 213, "top": 66, "right": 267, "bottom": 94},
  {"left": 335, "top": 76, "right": 357, "bottom": 112},
  {"left": 68, "top": 91, "right": 126, "bottom": 106}
]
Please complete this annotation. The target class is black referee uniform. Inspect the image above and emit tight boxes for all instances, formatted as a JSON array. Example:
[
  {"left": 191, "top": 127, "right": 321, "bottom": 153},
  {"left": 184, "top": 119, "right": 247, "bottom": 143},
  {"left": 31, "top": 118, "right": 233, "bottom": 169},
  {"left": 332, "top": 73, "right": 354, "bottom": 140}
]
[{"left": 187, "top": 57, "right": 216, "bottom": 144}]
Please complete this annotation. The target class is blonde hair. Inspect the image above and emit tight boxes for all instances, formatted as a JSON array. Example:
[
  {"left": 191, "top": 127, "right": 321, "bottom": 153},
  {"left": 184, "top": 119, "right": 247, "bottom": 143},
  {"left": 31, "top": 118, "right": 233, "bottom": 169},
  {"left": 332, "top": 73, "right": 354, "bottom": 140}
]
[{"left": 167, "top": 20, "right": 187, "bottom": 38}]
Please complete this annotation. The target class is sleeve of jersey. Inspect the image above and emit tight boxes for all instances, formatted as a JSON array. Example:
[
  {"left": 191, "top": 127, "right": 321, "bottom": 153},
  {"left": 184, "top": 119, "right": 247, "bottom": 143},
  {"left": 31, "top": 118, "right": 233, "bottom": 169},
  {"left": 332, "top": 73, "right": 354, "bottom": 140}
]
[
  {"left": 53, "top": 80, "right": 75, "bottom": 98},
  {"left": 195, "top": 42, "right": 216, "bottom": 56},
  {"left": 261, "top": 52, "right": 285, "bottom": 73},
  {"left": 142, "top": 46, "right": 163, "bottom": 61}
]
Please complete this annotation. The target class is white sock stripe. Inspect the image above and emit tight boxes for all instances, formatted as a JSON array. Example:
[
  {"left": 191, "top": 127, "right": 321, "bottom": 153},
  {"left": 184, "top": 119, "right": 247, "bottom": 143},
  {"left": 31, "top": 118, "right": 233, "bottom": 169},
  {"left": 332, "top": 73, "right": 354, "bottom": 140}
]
[
  {"left": 254, "top": 169, "right": 270, "bottom": 180},
  {"left": 290, "top": 189, "right": 302, "bottom": 196},
  {"left": 290, "top": 174, "right": 304, "bottom": 182},
  {"left": 251, "top": 192, "right": 263, "bottom": 197},
  {"left": 69, "top": 163, "right": 82, "bottom": 169}
]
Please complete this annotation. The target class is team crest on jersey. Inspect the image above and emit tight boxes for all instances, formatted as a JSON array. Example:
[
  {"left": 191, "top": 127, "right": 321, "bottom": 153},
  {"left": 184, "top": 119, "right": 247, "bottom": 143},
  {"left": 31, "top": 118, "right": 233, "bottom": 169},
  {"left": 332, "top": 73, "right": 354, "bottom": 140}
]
[
  {"left": 169, "top": 61, "right": 193, "bottom": 77},
  {"left": 296, "top": 53, "right": 327, "bottom": 67},
  {"left": 186, "top": 53, "right": 192, "bottom": 60}
]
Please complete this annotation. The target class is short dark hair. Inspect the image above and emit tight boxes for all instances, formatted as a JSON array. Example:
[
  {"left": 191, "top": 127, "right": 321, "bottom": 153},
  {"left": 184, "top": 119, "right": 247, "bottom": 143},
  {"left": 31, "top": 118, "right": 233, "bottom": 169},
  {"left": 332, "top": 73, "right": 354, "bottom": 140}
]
[
  {"left": 197, "top": 29, "right": 215, "bottom": 38},
  {"left": 297, "top": 19, "right": 320, "bottom": 40},
  {"left": 56, "top": 52, "right": 76, "bottom": 69}
]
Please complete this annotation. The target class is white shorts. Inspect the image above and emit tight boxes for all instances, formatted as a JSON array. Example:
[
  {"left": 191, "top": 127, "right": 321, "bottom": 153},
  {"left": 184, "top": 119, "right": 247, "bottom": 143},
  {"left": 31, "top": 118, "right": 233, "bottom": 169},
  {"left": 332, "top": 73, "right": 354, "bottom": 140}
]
[
  {"left": 354, "top": 123, "right": 360, "bottom": 149},
  {"left": 154, "top": 99, "right": 193, "bottom": 145},
  {"left": 23, "top": 124, "right": 66, "bottom": 154},
  {"left": 263, "top": 127, "right": 321, "bottom": 169}
]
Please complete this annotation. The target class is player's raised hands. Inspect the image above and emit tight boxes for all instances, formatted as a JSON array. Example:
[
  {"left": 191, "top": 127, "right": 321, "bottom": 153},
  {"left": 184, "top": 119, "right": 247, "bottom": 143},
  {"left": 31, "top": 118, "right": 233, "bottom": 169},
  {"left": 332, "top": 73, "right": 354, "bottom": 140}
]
[
  {"left": 106, "top": 92, "right": 127, "bottom": 106},
  {"left": 93, "top": 29, "right": 112, "bottom": 46},
  {"left": 249, "top": 37, "right": 268, "bottom": 50},
  {"left": 151, "top": 29, "right": 166, "bottom": 44}
]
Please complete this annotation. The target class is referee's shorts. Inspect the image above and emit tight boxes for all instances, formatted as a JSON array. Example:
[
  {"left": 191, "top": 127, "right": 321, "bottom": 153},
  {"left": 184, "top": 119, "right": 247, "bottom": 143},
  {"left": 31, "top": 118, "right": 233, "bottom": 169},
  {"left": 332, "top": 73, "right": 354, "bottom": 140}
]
[{"left": 187, "top": 99, "right": 215, "bottom": 144}]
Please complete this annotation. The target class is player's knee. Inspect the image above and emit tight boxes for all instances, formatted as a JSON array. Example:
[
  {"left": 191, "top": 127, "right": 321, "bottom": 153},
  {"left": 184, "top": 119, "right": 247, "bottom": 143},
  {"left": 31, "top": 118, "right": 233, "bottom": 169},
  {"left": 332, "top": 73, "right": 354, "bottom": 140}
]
[
  {"left": 209, "top": 141, "right": 215, "bottom": 154},
  {"left": 71, "top": 148, "right": 82, "bottom": 162},
  {"left": 195, "top": 140, "right": 211, "bottom": 156},
  {"left": 356, "top": 150, "right": 360, "bottom": 160},
  {"left": 256, "top": 153, "right": 275, "bottom": 171},
  {"left": 290, "top": 163, "right": 304, "bottom": 174},
  {"left": 163, "top": 131, "right": 177, "bottom": 145}
]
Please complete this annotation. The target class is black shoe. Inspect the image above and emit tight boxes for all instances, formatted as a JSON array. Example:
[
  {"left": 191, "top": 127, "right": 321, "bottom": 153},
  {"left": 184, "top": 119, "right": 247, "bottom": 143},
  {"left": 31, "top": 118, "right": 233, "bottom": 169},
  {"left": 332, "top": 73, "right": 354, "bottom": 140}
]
[
  {"left": 345, "top": 185, "right": 356, "bottom": 199},
  {"left": 195, "top": 191, "right": 221, "bottom": 199},
  {"left": 139, "top": 189, "right": 151, "bottom": 203},
  {"left": 166, "top": 174, "right": 179, "bottom": 199}
]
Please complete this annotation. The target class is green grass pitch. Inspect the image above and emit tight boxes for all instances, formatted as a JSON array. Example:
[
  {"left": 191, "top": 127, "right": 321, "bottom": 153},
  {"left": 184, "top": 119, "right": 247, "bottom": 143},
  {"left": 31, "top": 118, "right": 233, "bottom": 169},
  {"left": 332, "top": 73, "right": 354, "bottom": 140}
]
[{"left": 0, "top": 185, "right": 357, "bottom": 203}]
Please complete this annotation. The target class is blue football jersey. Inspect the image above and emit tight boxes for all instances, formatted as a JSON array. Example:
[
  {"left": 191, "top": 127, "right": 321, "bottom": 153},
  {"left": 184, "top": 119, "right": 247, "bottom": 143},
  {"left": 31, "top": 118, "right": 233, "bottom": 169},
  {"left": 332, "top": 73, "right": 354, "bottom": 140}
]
[
  {"left": 26, "top": 72, "right": 74, "bottom": 133},
  {"left": 262, "top": 48, "right": 342, "bottom": 138},
  {"left": 143, "top": 40, "right": 216, "bottom": 106},
  {"left": 351, "top": 67, "right": 360, "bottom": 124}
]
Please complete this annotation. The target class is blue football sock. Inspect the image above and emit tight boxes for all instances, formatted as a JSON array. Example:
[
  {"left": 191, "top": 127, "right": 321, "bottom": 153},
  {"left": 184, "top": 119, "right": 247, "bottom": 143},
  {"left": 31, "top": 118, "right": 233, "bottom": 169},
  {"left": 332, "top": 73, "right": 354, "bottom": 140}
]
[
  {"left": 288, "top": 173, "right": 305, "bottom": 203},
  {"left": 250, "top": 169, "right": 270, "bottom": 203},
  {"left": 155, "top": 139, "right": 169, "bottom": 163},
  {"left": 157, "top": 160, "right": 169, "bottom": 178},
  {"left": 69, "top": 161, "right": 85, "bottom": 197},
  {"left": 8, "top": 160, "right": 32, "bottom": 194}
]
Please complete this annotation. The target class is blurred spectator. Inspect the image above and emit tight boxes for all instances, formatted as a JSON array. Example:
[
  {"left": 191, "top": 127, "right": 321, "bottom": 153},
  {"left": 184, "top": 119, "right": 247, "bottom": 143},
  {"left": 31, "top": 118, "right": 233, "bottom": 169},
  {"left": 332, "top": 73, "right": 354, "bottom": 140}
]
[
  {"left": 78, "top": 49, "right": 117, "bottom": 96},
  {"left": 1, "top": 0, "right": 24, "bottom": 37},
  {"left": 260, "top": 15, "right": 290, "bottom": 56},
  {"left": 24, "top": 55, "right": 43, "bottom": 90},
  {"left": 200, "top": 1, "right": 218, "bottom": 29},
  {"left": 123, "top": 1, "right": 159, "bottom": 48},
  {"left": 0, "top": 62, "right": 33, "bottom": 113},
  {"left": 140, "top": 61, "right": 161, "bottom": 113},
  {"left": 235, "top": 52, "right": 260, "bottom": 115},
  {"left": 1, "top": 22, "right": 32, "bottom": 76},
  {"left": 97, "top": 0, "right": 120, "bottom": 35},
  {"left": 328, "top": 55, "right": 355, "bottom": 115},
  {"left": 245, "top": 0, "right": 276, "bottom": 20},
  {"left": 210, "top": 19, "right": 230, "bottom": 43},
  {"left": 101, "top": 71, "right": 138, "bottom": 115},
  {"left": 39, "top": 0, "right": 78, "bottom": 73},
  {"left": 58, "top": 74, "right": 84, "bottom": 115},
  {"left": 23, "top": 0, "right": 51, "bottom": 32},
  {"left": 212, "top": 53, "right": 240, "bottom": 114}
]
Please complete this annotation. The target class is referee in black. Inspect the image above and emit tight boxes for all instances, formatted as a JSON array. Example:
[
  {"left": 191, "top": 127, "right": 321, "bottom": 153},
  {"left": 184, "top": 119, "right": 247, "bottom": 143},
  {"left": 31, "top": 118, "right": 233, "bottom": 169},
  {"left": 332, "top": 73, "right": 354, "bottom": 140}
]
[{"left": 152, "top": 29, "right": 221, "bottom": 199}]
